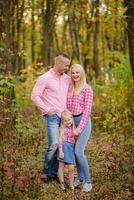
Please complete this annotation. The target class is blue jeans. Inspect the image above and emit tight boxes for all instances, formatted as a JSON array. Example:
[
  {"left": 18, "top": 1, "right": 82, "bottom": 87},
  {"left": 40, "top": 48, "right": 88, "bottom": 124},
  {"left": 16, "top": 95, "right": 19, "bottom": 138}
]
[
  {"left": 74, "top": 115, "right": 92, "bottom": 183},
  {"left": 43, "top": 114, "right": 60, "bottom": 177}
]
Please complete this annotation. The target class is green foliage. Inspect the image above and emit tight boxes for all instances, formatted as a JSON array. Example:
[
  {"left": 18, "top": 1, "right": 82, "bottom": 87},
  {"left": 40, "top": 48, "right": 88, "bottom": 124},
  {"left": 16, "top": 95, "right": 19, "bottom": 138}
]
[
  {"left": 111, "top": 56, "right": 131, "bottom": 82},
  {"left": 90, "top": 57, "right": 134, "bottom": 200},
  {"left": 96, "top": 59, "right": 133, "bottom": 126},
  {"left": 0, "top": 75, "right": 14, "bottom": 94}
]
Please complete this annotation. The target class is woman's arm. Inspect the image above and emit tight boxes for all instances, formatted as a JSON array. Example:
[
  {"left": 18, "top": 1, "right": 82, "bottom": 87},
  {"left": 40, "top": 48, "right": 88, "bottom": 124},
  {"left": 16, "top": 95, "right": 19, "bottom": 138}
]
[{"left": 77, "top": 85, "right": 93, "bottom": 134}]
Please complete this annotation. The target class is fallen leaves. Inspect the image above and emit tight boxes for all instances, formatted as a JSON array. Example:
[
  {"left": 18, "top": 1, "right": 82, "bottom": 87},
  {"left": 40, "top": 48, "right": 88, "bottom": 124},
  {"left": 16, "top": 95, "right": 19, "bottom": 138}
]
[
  {"left": 3, "top": 162, "right": 15, "bottom": 180},
  {"left": 99, "top": 184, "right": 110, "bottom": 194},
  {"left": 16, "top": 176, "right": 29, "bottom": 191}
]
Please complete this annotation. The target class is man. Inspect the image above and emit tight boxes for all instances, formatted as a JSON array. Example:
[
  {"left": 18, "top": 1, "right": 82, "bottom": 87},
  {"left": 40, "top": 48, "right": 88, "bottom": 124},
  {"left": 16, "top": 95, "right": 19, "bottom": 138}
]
[{"left": 31, "top": 53, "right": 71, "bottom": 180}]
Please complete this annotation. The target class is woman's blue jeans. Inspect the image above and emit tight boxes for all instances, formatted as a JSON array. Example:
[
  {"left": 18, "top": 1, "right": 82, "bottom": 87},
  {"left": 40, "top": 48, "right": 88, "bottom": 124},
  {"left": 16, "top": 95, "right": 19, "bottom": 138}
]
[
  {"left": 74, "top": 115, "right": 92, "bottom": 183},
  {"left": 43, "top": 114, "right": 60, "bottom": 177}
]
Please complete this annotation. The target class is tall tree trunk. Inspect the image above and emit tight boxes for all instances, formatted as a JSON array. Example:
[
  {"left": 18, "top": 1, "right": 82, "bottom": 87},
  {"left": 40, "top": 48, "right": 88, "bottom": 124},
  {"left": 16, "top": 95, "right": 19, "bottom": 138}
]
[
  {"left": 31, "top": 0, "right": 35, "bottom": 64},
  {"left": 22, "top": 24, "right": 26, "bottom": 68},
  {"left": 42, "top": 0, "right": 55, "bottom": 66},
  {"left": 101, "top": 21, "right": 106, "bottom": 71},
  {"left": 74, "top": 23, "right": 82, "bottom": 64},
  {"left": 83, "top": 3, "right": 94, "bottom": 75},
  {"left": 68, "top": 16, "right": 77, "bottom": 61},
  {"left": 11, "top": 0, "right": 25, "bottom": 74},
  {"left": 54, "top": 31, "right": 60, "bottom": 54},
  {"left": 0, "top": 0, "right": 12, "bottom": 74},
  {"left": 93, "top": 0, "right": 100, "bottom": 78},
  {"left": 124, "top": 0, "right": 134, "bottom": 79},
  {"left": 68, "top": 0, "right": 82, "bottom": 63},
  {"left": 113, "top": 0, "right": 119, "bottom": 51},
  {"left": 16, "top": 0, "right": 25, "bottom": 73}
]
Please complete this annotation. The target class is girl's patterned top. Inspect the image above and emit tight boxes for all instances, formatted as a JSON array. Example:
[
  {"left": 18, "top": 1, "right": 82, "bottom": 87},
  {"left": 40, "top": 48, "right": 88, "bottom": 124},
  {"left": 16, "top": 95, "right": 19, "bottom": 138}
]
[{"left": 58, "top": 126, "right": 75, "bottom": 148}]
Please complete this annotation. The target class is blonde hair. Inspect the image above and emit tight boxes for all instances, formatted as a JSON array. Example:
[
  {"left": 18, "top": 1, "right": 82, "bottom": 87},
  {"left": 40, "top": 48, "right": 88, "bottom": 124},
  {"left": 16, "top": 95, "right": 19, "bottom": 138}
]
[
  {"left": 70, "top": 64, "right": 86, "bottom": 95},
  {"left": 59, "top": 110, "right": 75, "bottom": 141}
]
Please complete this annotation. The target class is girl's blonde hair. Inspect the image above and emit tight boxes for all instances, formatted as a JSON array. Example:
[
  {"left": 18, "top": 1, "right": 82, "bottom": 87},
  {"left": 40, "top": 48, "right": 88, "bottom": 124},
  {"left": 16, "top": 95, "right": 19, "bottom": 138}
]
[
  {"left": 59, "top": 110, "right": 75, "bottom": 141},
  {"left": 69, "top": 64, "right": 86, "bottom": 95}
]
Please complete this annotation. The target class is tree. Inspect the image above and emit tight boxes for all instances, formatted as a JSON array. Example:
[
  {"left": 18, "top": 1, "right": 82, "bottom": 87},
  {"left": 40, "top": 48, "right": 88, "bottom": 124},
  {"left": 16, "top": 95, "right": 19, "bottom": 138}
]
[
  {"left": 124, "top": 0, "right": 134, "bottom": 79},
  {"left": 42, "top": 0, "right": 59, "bottom": 66},
  {"left": 31, "top": 0, "right": 36, "bottom": 64},
  {"left": 0, "top": 0, "right": 12, "bottom": 74},
  {"left": 93, "top": 0, "right": 100, "bottom": 78}
]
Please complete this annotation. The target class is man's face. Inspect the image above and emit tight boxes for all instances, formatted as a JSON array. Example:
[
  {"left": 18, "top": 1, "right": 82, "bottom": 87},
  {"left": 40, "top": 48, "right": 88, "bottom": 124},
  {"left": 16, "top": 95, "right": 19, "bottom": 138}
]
[{"left": 57, "top": 57, "right": 70, "bottom": 74}]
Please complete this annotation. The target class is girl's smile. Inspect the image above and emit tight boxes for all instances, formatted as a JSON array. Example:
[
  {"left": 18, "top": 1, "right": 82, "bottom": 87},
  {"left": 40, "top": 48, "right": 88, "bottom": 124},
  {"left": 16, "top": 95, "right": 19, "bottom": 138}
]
[{"left": 64, "top": 118, "right": 72, "bottom": 127}]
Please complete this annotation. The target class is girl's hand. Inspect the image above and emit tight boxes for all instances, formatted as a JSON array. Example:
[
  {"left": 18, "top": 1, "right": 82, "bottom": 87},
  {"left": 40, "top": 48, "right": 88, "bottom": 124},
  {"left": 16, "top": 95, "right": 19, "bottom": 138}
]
[
  {"left": 59, "top": 150, "right": 64, "bottom": 159},
  {"left": 73, "top": 129, "right": 80, "bottom": 136},
  {"left": 74, "top": 136, "right": 79, "bottom": 142}
]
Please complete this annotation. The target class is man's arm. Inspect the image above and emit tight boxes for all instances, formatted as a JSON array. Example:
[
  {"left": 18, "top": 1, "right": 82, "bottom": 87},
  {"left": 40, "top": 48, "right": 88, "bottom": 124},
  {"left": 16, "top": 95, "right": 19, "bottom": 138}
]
[{"left": 31, "top": 76, "right": 50, "bottom": 114}]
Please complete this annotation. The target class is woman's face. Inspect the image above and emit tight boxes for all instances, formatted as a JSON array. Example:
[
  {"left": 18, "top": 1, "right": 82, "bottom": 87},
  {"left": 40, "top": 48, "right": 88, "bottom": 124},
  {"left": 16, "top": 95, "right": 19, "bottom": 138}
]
[{"left": 71, "top": 67, "right": 81, "bottom": 82}]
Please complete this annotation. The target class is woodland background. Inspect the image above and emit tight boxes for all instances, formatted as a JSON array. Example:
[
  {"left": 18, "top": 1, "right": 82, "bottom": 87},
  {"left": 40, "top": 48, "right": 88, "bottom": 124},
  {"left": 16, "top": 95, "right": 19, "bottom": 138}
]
[{"left": 0, "top": 0, "right": 134, "bottom": 199}]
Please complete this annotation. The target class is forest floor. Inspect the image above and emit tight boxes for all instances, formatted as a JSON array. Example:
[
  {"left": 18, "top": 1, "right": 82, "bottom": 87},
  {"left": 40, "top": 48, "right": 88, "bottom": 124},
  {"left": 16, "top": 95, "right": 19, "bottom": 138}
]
[{"left": 0, "top": 78, "right": 133, "bottom": 200}]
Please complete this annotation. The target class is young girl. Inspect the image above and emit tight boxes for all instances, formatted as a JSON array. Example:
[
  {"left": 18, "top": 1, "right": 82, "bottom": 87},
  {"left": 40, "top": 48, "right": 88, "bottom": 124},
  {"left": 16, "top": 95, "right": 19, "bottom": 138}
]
[{"left": 58, "top": 110, "right": 75, "bottom": 190}]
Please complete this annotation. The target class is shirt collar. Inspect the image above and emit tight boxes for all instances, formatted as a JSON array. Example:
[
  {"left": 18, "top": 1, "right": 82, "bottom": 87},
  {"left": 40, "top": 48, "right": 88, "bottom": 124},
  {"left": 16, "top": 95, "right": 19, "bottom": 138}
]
[{"left": 50, "top": 68, "right": 65, "bottom": 78}]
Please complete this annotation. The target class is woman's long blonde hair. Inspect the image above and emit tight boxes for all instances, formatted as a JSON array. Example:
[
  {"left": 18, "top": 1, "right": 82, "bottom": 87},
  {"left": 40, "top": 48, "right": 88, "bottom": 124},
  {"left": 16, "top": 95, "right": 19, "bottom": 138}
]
[
  {"left": 59, "top": 110, "right": 75, "bottom": 141},
  {"left": 69, "top": 64, "right": 86, "bottom": 95}
]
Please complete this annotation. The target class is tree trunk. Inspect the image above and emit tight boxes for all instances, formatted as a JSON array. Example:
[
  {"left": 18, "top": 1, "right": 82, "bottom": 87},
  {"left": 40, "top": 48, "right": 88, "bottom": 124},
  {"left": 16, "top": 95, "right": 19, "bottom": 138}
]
[
  {"left": 61, "top": 17, "right": 68, "bottom": 53},
  {"left": 100, "top": 16, "right": 105, "bottom": 71},
  {"left": 68, "top": 16, "right": 77, "bottom": 61},
  {"left": 83, "top": 4, "right": 94, "bottom": 76},
  {"left": 93, "top": 0, "right": 100, "bottom": 78},
  {"left": 22, "top": 24, "right": 26, "bottom": 68},
  {"left": 42, "top": 0, "right": 55, "bottom": 66},
  {"left": 16, "top": 0, "right": 25, "bottom": 73},
  {"left": 31, "top": 0, "right": 35, "bottom": 64},
  {"left": 0, "top": 0, "right": 12, "bottom": 74},
  {"left": 124, "top": 0, "right": 134, "bottom": 79},
  {"left": 113, "top": 0, "right": 119, "bottom": 51},
  {"left": 11, "top": 0, "right": 25, "bottom": 74}
]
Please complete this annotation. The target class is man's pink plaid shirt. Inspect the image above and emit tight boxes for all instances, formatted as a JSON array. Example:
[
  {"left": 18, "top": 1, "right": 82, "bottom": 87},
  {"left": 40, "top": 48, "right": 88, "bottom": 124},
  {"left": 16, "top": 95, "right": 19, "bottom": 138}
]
[{"left": 67, "top": 84, "right": 93, "bottom": 133}]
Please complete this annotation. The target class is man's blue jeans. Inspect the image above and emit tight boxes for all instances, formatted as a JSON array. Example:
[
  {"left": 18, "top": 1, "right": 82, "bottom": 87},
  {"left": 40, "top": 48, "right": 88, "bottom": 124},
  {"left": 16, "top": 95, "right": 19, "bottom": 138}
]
[
  {"left": 74, "top": 115, "right": 92, "bottom": 183},
  {"left": 43, "top": 114, "right": 60, "bottom": 177}
]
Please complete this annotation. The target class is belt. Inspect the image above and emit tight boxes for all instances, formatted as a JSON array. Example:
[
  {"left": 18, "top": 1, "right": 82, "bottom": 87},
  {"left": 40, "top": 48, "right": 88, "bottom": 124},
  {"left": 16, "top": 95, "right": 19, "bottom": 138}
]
[{"left": 73, "top": 113, "right": 83, "bottom": 117}]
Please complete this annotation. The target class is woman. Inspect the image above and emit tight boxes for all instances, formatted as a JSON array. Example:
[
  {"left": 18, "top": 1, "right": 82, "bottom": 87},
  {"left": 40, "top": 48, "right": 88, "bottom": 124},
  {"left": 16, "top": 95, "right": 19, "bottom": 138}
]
[{"left": 67, "top": 64, "right": 93, "bottom": 192}]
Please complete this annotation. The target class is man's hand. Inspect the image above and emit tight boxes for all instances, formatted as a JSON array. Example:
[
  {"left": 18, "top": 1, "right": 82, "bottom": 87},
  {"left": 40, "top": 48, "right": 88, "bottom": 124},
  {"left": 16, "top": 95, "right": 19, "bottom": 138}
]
[{"left": 47, "top": 108, "right": 58, "bottom": 116}]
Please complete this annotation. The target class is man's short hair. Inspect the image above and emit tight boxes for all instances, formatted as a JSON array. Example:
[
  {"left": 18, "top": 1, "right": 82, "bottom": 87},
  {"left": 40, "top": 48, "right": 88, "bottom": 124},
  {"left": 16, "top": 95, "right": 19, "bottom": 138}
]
[
  {"left": 52, "top": 53, "right": 71, "bottom": 67},
  {"left": 57, "top": 53, "right": 70, "bottom": 60}
]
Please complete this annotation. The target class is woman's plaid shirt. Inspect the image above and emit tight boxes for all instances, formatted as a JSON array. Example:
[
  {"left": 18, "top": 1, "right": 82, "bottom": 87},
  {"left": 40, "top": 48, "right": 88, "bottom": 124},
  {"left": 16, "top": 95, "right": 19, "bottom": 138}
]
[{"left": 67, "top": 84, "right": 93, "bottom": 133}]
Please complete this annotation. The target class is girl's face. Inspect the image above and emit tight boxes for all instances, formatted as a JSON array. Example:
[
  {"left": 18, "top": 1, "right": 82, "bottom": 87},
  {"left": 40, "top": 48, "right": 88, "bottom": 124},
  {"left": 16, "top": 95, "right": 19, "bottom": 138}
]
[
  {"left": 64, "top": 117, "right": 73, "bottom": 127},
  {"left": 71, "top": 67, "right": 81, "bottom": 82}
]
